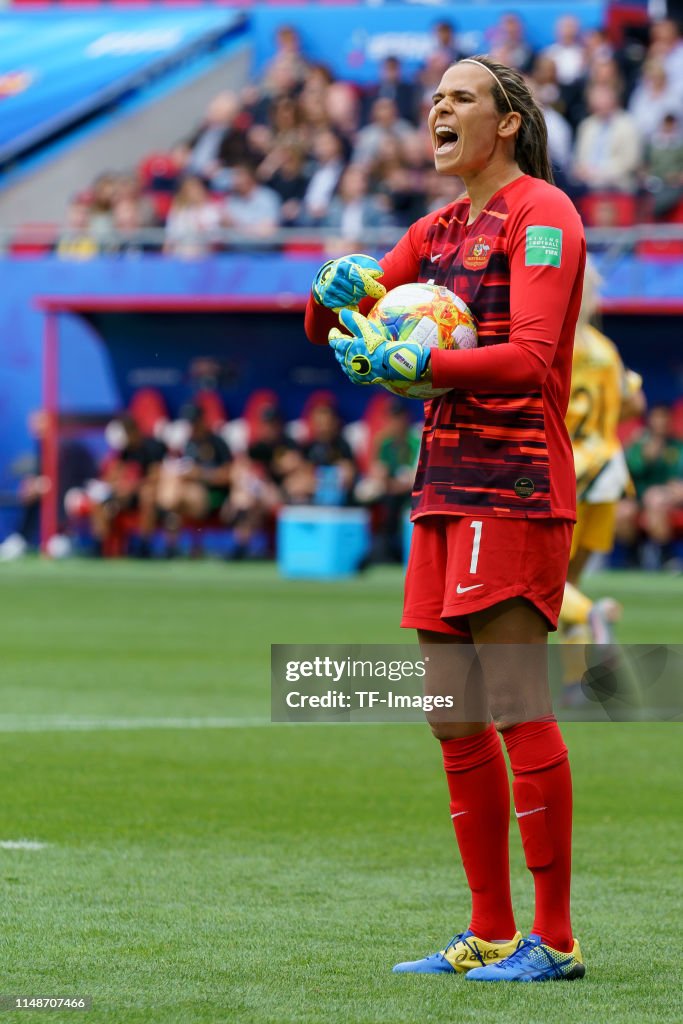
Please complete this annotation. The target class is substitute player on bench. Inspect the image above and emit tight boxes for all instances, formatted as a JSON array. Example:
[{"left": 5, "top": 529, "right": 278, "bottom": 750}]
[{"left": 306, "top": 56, "right": 586, "bottom": 982}]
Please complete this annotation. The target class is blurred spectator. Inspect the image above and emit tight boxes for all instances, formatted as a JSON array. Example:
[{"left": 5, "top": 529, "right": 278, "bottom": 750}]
[
  {"left": 415, "top": 53, "right": 454, "bottom": 124},
  {"left": 157, "top": 403, "right": 233, "bottom": 547},
  {"left": 283, "top": 402, "right": 357, "bottom": 505},
  {"left": 268, "top": 94, "right": 308, "bottom": 152},
  {"left": 526, "top": 74, "right": 573, "bottom": 174},
  {"left": 355, "top": 400, "right": 419, "bottom": 562},
  {"left": 88, "top": 172, "right": 118, "bottom": 239},
  {"left": 545, "top": 106, "right": 573, "bottom": 178},
  {"left": 430, "top": 20, "right": 462, "bottom": 66},
  {"left": 90, "top": 415, "right": 165, "bottom": 558},
  {"left": 259, "top": 144, "right": 310, "bottom": 226},
  {"left": 584, "top": 27, "right": 614, "bottom": 69},
  {"left": 245, "top": 122, "right": 276, "bottom": 168},
  {"left": 361, "top": 56, "right": 418, "bottom": 125},
  {"left": 618, "top": 405, "right": 683, "bottom": 568},
  {"left": 108, "top": 199, "right": 145, "bottom": 255},
  {"left": 222, "top": 163, "right": 281, "bottom": 238},
  {"left": 627, "top": 405, "right": 683, "bottom": 493},
  {"left": 529, "top": 54, "right": 564, "bottom": 111},
  {"left": 164, "top": 176, "right": 221, "bottom": 257},
  {"left": 543, "top": 16, "right": 587, "bottom": 87},
  {"left": 301, "top": 62, "right": 334, "bottom": 98},
  {"left": 112, "top": 198, "right": 141, "bottom": 232},
  {"left": 250, "top": 96, "right": 308, "bottom": 203},
  {"left": 567, "top": 53, "right": 628, "bottom": 135},
  {"left": 222, "top": 404, "right": 304, "bottom": 558},
  {"left": 249, "top": 63, "right": 302, "bottom": 127},
  {"left": 424, "top": 166, "right": 465, "bottom": 213},
  {"left": 326, "top": 81, "right": 361, "bottom": 143},
  {"left": 304, "top": 402, "right": 357, "bottom": 504},
  {"left": 643, "top": 113, "right": 683, "bottom": 218},
  {"left": 352, "top": 97, "right": 414, "bottom": 166},
  {"left": 301, "top": 130, "right": 346, "bottom": 226},
  {"left": 370, "top": 135, "right": 429, "bottom": 226},
  {"left": 323, "top": 165, "right": 394, "bottom": 243},
  {"left": 488, "top": 13, "right": 535, "bottom": 72},
  {"left": 649, "top": 18, "right": 683, "bottom": 90},
  {"left": 587, "top": 55, "right": 626, "bottom": 99},
  {"left": 298, "top": 65, "right": 338, "bottom": 144},
  {"left": 56, "top": 199, "right": 98, "bottom": 260},
  {"left": 263, "top": 25, "right": 310, "bottom": 96},
  {"left": 613, "top": 26, "right": 648, "bottom": 99},
  {"left": 112, "top": 173, "right": 157, "bottom": 227},
  {"left": 628, "top": 60, "right": 682, "bottom": 139},
  {"left": 0, "top": 411, "right": 97, "bottom": 560},
  {"left": 186, "top": 92, "right": 252, "bottom": 189},
  {"left": 573, "top": 84, "right": 641, "bottom": 192},
  {"left": 247, "top": 405, "right": 305, "bottom": 489}
]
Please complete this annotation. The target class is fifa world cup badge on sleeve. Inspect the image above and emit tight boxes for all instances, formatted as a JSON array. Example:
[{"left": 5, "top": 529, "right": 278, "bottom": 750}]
[{"left": 525, "top": 226, "right": 563, "bottom": 268}]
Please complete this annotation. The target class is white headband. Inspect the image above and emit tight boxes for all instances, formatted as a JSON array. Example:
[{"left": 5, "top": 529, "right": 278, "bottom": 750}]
[{"left": 458, "top": 58, "right": 515, "bottom": 113}]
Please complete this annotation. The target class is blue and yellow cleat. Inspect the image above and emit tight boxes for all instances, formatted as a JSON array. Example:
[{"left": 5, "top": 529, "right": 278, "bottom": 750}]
[
  {"left": 392, "top": 930, "right": 522, "bottom": 974},
  {"left": 466, "top": 933, "right": 585, "bottom": 982}
]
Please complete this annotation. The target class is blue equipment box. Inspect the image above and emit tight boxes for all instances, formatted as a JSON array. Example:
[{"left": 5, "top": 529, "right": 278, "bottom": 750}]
[{"left": 277, "top": 506, "right": 370, "bottom": 579}]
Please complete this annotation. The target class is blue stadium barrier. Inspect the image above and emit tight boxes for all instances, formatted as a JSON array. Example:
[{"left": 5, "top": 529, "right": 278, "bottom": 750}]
[{"left": 250, "top": 2, "right": 604, "bottom": 84}]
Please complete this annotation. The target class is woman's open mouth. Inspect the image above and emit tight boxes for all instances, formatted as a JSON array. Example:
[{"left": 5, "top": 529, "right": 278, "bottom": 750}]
[{"left": 434, "top": 125, "right": 460, "bottom": 155}]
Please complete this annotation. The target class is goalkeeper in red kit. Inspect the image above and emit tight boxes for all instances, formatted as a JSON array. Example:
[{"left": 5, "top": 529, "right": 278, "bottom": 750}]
[{"left": 305, "top": 57, "right": 587, "bottom": 982}]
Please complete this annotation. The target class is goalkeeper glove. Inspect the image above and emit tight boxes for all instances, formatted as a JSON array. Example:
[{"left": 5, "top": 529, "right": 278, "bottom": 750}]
[
  {"left": 312, "top": 253, "right": 386, "bottom": 311},
  {"left": 329, "top": 309, "right": 431, "bottom": 386}
]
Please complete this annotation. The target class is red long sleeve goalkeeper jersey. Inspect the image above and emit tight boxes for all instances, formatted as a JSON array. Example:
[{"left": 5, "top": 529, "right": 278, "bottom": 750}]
[{"left": 305, "top": 174, "right": 586, "bottom": 521}]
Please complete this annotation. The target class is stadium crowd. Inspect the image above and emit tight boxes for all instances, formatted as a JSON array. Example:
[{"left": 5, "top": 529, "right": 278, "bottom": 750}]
[{"left": 58, "top": 14, "right": 683, "bottom": 256}]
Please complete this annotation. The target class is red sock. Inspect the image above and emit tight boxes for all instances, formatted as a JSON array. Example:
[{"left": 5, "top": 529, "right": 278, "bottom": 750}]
[
  {"left": 440, "top": 724, "right": 516, "bottom": 942},
  {"left": 503, "top": 717, "right": 573, "bottom": 953}
]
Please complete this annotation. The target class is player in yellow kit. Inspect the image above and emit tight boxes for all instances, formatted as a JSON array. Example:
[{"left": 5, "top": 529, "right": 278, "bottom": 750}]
[{"left": 560, "top": 261, "right": 644, "bottom": 701}]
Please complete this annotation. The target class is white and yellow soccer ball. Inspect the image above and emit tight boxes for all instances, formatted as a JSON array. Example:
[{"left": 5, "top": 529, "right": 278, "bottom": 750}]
[{"left": 366, "top": 282, "right": 477, "bottom": 399}]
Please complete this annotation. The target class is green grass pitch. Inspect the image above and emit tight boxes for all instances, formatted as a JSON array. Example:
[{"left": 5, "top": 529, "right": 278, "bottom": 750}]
[{"left": 0, "top": 561, "right": 681, "bottom": 1023}]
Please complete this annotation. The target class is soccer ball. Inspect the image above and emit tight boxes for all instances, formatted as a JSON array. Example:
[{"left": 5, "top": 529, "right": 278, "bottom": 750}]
[{"left": 367, "top": 282, "right": 477, "bottom": 400}]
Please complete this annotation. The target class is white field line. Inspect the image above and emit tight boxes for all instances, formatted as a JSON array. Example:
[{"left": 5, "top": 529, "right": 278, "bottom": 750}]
[
  {"left": 0, "top": 840, "right": 49, "bottom": 850},
  {"left": 0, "top": 715, "right": 272, "bottom": 733}
]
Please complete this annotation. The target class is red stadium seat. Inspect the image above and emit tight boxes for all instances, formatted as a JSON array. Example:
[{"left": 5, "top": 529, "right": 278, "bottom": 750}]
[
  {"left": 617, "top": 416, "right": 645, "bottom": 448},
  {"left": 149, "top": 192, "right": 175, "bottom": 222},
  {"left": 663, "top": 198, "right": 683, "bottom": 224},
  {"left": 128, "top": 389, "right": 168, "bottom": 437},
  {"left": 193, "top": 390, "right": 227, "bottom": 431},
  {"left": 359, "top": 391, "right": 398, "bottom": 471},
  {"left": 671, "top": 398, "right": 683, "bottom": 441},
  {"left": 243, "top": 389, "right": 280, "bottom": 445},
  {"left": 138, "top": 152, "right": 180, "bottom": 190},
  {"left": 283, "top": 240, "right": 326, "bottom": 258},
  {"left": 299, "top": 389, "right": 339, "bottom": 443},
  {"left": 579, "top": 193, "right": 637, "bottom": 228},
  {"left": 670, "top": 509, "right": 683, "bottom": 537},
  {"left": 9, "top": 222, "right": 58, "bottom": 256},
  {"left": 635, "top": 238, "right": 683, "bottom": 259}
]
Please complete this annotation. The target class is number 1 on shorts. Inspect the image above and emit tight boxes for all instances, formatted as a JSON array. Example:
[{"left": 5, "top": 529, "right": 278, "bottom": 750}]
[{"left": 469, "top": 520, "right": 482, "bottom": 574}]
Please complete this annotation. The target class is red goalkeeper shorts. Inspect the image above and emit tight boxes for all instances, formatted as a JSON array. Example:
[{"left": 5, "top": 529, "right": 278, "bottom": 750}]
[{"left": 401, "top": 514, "right": 573, "bottom": 637}]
